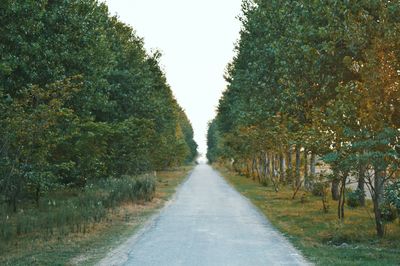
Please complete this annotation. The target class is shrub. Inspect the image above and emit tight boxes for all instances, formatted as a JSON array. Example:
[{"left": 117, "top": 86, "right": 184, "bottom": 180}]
[
  {"left": 346, "top": 189, "right": 365, "bottom": 208},
  {"left": 312, "top": 182, "right": 326, "bottom": 197},
  {"left": 97, "top": 175, "right": 156, "bottom": 207},
  {"left": 385, "top": 181, "right": 400, "bottom": 211},
  {"left": 0, "top": 216, "right": 13, "bottom": 242},
  {"left": 381, "top": 203, "right": 398, "bottom": 223}
]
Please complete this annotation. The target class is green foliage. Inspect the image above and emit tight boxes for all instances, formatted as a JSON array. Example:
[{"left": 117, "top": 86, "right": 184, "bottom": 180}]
[
  {"left": 206, "top": 120, "right": 221, "bottom": 163},
  {"left": 311, "top": 182, "right": 326, "bottom": 197},
  {"left": 0, "top": 175, "right": 155, "bottom": 243},
  {"left": 385, "top": 181, "right": 400, "bottom": 210},
  {"left": 0, "top": 0, "right": 197, "bottom": 213},
  {"left": 178, "top": 110, "right": 198, "bottom": 163},
  {"left": 346, "top": 189, "right": 365, "bottom": 208},
  {"left": 95, "top": 175, "right": 156, "bottom": 206},
  {"left": 208, "top": 0, "right": 400, "bottom": 237},
  {"left": 380, "top": 203, "right": 398, "bottom": 223}
]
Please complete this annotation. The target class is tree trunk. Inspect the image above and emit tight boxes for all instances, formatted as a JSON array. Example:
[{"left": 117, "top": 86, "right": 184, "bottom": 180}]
[
  {"left": 295, "top": 145, "right": 301, "bottom": 187},
  {"left": 35, "top": 185, "right": 40, "bottom": 208},
  {"left": 304, "top": 149, "right": 309, "bottom": 189},
  {"left": 279, "top": 153, "right": 285, "bottom": 182},
  {"left": 338, "top": 174, "right": 347, "bottom": 221},
  {"left": 252, "top": 157, "right": 257, "bottom": 180},
  {"left": 357, "top": 165, "right": 366, "bottom": 207},
  {"left": 265, "top": 153, "right": 271, "bottom": 178},
  {"left": 271, "top": 153, "right": 276, "bottom": 178},
  {"left": 246, "top": 160, "right": 251, "bottom": 177},
  {"left": 287, "top": 147, "right": 292, "bottom": 181},
  {"left": 304, "top": 149, "right": 308, "bottom": 177},
  {"left": 310, "top": 153, "right": 316, "bottom": 177},
  {"left": 258, "top": 154, "right": 264, "bottom": 183},
  {"left": 373, "top": 167, "right": 385, "bottom": 237},
  {"left": 373, "top": 198, "right": 384, "bottom": 238},
  {"left": 257, "top": 157, "right": 261, "bottom": 180},
  {"left": 331, "top": 174, "right": 340, "bottom": 201},
  {"left": 253, "top": 158, "right": 257, "bottom": 180},
  {"left": 12, "top": 194, "right": 17, "bottom": 213},
  {"left": 276, "top": 154, "right": 280, "bottom": 179},
  {"left": 270, "top": 153, "right": 279, "bottom": 192},
  {"left": 263, "top": 153, "right": 267, "bottom": 180}
]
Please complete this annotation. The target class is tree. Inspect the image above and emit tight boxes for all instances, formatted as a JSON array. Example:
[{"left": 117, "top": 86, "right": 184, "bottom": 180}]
[
  {"left": 0, "top": 0, "right": 197, "bottom": 211},
  {"left": 208, "top": 0, "right": 400, "bottom": 237}
]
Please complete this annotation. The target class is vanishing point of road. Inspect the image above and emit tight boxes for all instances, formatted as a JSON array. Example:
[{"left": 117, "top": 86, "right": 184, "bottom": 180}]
[{"left": 99, "top": 164, "right": 310, "bottom": 266}]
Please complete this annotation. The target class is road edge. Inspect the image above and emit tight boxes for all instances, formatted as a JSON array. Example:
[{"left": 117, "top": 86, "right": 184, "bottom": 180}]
[
  {"left": 96, "top": 168, "right": 195, "bottom": 266},
  {"left": 211, "top": 165, "right": 313, "bottom": 266}
]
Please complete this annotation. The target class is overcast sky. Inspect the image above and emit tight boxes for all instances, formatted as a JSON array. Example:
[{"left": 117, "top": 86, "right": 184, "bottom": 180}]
[{"left": 103, "top": 0, "right": 243, "bottom": 159}]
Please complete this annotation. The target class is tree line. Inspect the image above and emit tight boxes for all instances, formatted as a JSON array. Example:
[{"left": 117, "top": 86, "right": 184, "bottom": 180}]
[
  {"left": 208, "top": 0, "right": 399, "bottom": 237},
  {"left": 0, "top": 0, "right": 197, "bottom": 212}
]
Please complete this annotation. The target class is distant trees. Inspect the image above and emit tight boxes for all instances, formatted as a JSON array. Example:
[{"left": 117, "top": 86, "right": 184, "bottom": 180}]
[
  {"left": 208, "top": 0, "right": 399, "bottom": 237},
  {"left": 0, "top": 0, "right": 197, "bottom": 211}
]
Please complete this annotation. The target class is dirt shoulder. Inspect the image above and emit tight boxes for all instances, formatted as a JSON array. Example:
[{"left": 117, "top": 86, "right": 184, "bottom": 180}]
[{"left": 70, "top": 166, "right": 194, "bottom": 266}]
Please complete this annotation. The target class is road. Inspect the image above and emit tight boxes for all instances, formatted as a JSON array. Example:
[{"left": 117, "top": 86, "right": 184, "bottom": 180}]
[{"left": 99, "top": 164, "right": 310, "bottom": 266}]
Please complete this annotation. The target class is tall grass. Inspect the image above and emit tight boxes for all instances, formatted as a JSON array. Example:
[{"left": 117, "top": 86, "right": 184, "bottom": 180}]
[{"left": 0, "top": 175, "right": 155, "bottom": 248}]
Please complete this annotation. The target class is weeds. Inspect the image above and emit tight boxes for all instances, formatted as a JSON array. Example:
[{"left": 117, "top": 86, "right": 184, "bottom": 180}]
[{"left": 0, "top": 175, "right": 155, "bottom": 247}]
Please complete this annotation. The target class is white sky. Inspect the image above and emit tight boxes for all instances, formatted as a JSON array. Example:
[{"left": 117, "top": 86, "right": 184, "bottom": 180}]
[{"left": 103, "top": 0, "right": 243, "bottom": 159}]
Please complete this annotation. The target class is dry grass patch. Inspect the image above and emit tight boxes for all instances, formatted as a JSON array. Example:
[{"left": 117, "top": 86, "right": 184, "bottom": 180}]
[{"left": 218, "top": 166, "right": 400, "bottom": 266}]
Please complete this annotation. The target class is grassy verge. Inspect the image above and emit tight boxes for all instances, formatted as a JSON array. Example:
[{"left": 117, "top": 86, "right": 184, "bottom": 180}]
[
  {"left": 217, "top": 166, "right": 400, "bottom": 266},
  {"left": 0, "top": 166, "right": 193, "bottom": 266}
]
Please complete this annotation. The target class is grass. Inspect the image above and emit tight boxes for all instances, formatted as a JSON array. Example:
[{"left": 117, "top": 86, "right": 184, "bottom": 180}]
[
  {"left": 217, "top": 166, "right": 400, "bottom": 266},
  {"left": 0, "top": 175, "right": 156, "bottom": 244},
  {"left": 0, "top": 166, "right": 193, "bottom": 265}
]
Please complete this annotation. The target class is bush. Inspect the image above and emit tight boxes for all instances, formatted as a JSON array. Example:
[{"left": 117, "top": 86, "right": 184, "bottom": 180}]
[
  {"left": 312, "top": 182, "right": 326, "bottom": 197},
  {"left": 346, "top": 189, "right": 365, "bottom": 208},
  {"left": 96, "top": 175, "right": 156, "bottom": 208},
  {"left": 385, "top": 181, "right": 400, "bottom": 211},
  {"left": 0, "top": 216, "right": 13, "bottom": 242},
  {"left": 381, "top": 203, "right": 398, "bottom": 223}
]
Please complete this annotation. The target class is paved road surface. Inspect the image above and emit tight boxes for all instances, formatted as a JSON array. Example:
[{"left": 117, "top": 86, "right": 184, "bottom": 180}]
[{"left": 99, "top": 164, "right": 310, "bottom": 266}]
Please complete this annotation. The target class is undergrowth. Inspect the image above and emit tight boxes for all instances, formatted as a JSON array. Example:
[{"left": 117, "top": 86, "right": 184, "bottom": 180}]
[{"left": 0, "top": 175, "right": 155, "bottom": 250}]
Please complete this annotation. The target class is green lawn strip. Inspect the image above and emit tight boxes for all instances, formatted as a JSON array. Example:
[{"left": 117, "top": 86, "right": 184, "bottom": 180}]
[
  {"left": 0, "top": 166, "right": 193, "bottom": 266},
  {"left": 217, "top": 166, "right": 400, "bottom": 266}
]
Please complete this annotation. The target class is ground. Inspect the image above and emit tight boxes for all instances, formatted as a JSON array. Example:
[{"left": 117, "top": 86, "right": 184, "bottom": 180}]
[
  {"left": 0, "top": 167, "right": 192, "bottom": 266},
  {"left": 99, "top": 164, "right": 309, "bottom": 266},
  {"left": 218, "top": 166, "right": 400, "bottom": 266}
]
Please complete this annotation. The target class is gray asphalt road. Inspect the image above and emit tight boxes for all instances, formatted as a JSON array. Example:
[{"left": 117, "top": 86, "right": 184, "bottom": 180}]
[{"left": 100, "top": 164, "right": 310, "bottom": 266}]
